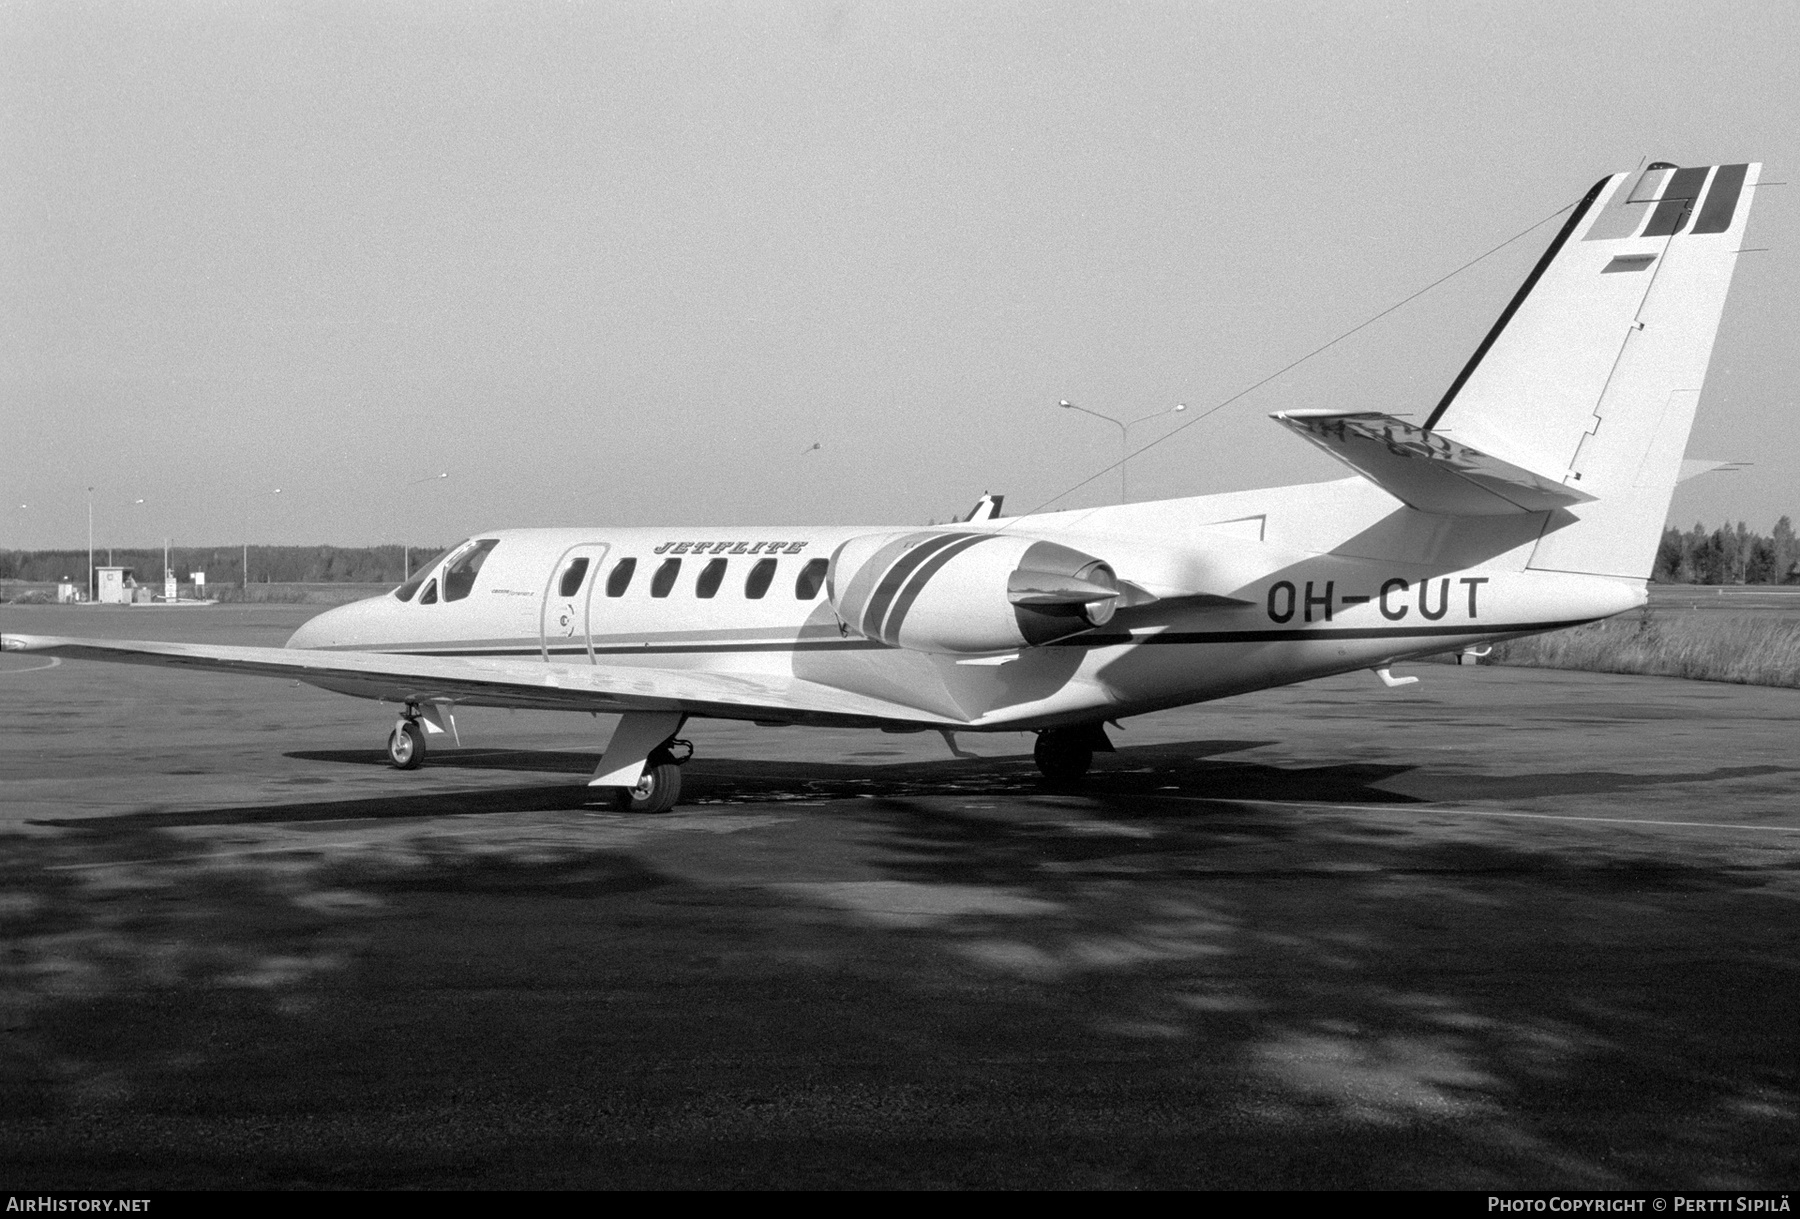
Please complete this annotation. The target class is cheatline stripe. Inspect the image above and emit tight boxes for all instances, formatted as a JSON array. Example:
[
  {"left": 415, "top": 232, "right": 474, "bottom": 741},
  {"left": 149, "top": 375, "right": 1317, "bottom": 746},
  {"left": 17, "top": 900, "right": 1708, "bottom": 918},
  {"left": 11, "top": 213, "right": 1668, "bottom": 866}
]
[
  {"left": 1051, "top": 617, "right": 1602, "bottom": 647},
  {"left": 858, "top": 533, "right": 973, "bottom": 639},
  {"left": 371, "top": 616, "right": 1601, "bottom": 659},
  {"left": 878, "top": 533, "right": 996, "bottom": 641}
]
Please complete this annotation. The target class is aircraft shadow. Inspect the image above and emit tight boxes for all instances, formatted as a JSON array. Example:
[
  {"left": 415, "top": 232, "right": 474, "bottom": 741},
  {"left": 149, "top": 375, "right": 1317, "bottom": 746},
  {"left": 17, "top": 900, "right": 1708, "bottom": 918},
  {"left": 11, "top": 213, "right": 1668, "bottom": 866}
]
[
  {"left": 40, "top": 739, "right": 1406, "bottom": 834},
  {"left": 39, "top": 742, "right": 1787, "bottom": 837},
  {"left": 284, "top": 738, "right": 1421, "bottom": 807}
]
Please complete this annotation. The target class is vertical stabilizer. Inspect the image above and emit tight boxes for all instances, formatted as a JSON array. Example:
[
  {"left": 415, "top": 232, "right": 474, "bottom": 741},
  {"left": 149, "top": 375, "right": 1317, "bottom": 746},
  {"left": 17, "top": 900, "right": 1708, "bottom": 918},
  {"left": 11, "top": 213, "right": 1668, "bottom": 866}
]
[{"left": 1424, "top": 162, "right": 1760, "bottom": 579}]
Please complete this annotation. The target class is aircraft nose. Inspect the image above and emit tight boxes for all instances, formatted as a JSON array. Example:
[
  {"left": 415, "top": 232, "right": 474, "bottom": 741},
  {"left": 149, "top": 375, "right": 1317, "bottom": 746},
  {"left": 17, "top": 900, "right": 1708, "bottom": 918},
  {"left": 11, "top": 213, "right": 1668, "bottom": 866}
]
[{"left": 286, "top": 597, "right": 385, "bottom": 650}]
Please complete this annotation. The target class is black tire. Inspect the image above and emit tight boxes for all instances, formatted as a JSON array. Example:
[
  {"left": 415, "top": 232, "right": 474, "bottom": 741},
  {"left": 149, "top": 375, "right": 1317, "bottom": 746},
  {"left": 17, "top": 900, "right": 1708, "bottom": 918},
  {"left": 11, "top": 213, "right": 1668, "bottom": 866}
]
[
  {"left": 1034, "top": 730, "right": 1093, "bottom": 784},
  {"left": 387, "top": 719, "right": 427, "bottom": 770},
  {"left": 614, "top": 761, "right": 682, "bottom": 813}
]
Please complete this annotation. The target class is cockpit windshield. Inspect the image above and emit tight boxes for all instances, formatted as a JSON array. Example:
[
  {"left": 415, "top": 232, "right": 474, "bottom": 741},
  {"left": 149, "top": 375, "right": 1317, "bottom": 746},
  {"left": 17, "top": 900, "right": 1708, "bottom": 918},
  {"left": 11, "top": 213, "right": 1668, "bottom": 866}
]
[
  {"left": 393, "top": 546, "right": 459, "bottom": 602},
  {"left": 442, "top": 539, "right": 499, "bottom": 602}
]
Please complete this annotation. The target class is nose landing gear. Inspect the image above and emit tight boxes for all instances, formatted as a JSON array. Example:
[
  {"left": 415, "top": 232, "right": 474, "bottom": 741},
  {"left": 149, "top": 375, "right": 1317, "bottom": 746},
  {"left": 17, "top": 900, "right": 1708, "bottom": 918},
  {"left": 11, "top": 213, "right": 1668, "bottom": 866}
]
[
  {"left": 385, "top": 701, "right": 455, "bottom": 770},
  {"left": 387, "top": 715, "right": 427, "bottom": 770}
]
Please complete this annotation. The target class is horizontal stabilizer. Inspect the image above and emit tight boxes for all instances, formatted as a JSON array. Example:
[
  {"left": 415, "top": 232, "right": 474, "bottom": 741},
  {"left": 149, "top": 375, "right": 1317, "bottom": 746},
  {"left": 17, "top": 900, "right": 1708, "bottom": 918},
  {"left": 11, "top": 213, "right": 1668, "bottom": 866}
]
[{"left": 1272, "top": 410, "right": 1597, "bottom": 516}]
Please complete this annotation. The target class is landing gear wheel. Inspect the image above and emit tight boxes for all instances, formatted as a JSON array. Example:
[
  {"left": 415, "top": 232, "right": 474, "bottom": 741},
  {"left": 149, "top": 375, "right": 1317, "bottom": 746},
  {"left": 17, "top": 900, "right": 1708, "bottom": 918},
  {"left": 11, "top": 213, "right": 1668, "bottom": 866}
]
[
  {"left": 387, "top": 719, "right": 427, "bottom": 770},
  {"left": 614, "top": 761, "right": 682, "bottom": 813},
  {"left": 1034, "top": 730, "right": 1093, "bottom": 785}
]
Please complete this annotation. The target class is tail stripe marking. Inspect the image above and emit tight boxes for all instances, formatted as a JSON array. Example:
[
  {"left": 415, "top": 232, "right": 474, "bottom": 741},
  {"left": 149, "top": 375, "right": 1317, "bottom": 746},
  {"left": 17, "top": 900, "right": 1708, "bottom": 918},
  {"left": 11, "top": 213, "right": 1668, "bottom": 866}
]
[
  {"left": 1692, "top": 163, "right": 1749, "bottom": 234},
  {"left": 1640, "top": 166, "right": 1711, "bottom": 237},
  {"left": 1584, "top": 173, "right": 1654, "bottom": 242}
]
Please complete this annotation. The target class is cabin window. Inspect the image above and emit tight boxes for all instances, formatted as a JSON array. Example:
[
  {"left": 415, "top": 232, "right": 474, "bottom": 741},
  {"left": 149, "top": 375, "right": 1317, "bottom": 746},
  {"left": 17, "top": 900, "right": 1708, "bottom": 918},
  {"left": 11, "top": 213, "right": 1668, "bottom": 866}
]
[
  {"left": 650, "top": 558, "right": 681, "bottom": 597},
  {"left": 696, "top": 557, "right": 727, "bottom": 598},
  {"left": 795, "top": 558, "right": 828, "bottom": 600},
  {"left": 606, "top": 557, "right": 637, "bottom": 597},
  {"left": 394, "top": 546, "right": 457, "bottom": 602},
  {"left": 418, "top": 578, "right": 439, "bottom": 605},
  {"left": 442, "top": 539, "right": 499, "bottom": 602},
  {"left": 557, "top": 558, "right": 590, "bottom": 598},
  {"left": 745, "top": 557, "right": 777, "bottom": 599}
]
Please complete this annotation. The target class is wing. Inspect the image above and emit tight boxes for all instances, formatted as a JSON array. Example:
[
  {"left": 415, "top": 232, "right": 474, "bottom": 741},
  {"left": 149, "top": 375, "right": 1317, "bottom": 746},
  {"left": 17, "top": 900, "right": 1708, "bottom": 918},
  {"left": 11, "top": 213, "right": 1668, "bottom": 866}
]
[{"left": 0, "top": 633, "right": 956, "bottom": 728}]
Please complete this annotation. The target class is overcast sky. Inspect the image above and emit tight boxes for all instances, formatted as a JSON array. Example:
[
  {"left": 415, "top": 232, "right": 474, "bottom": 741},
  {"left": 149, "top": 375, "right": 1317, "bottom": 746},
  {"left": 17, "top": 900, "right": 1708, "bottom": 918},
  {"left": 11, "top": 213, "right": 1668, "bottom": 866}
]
[{"left": 4, "top": 0, "right": 1796, "bottom": 550}]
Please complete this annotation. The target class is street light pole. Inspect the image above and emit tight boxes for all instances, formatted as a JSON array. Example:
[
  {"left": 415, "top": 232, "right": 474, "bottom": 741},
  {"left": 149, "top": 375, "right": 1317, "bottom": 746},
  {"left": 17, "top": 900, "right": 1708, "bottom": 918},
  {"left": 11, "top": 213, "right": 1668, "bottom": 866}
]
[
  {"left": 86, "top": 486, "right": 94, "bottom": 603},
  {"left": 1057, "top": 400, "right": 1187, "bottom": 503}
]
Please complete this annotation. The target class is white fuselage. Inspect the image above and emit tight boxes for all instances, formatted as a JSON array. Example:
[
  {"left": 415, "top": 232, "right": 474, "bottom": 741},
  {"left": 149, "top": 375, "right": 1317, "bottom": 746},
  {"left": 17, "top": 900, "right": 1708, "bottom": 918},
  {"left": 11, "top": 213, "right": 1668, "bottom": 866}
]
[{"left": 286, "top": 476, "right": 1645, "bottom": 731}]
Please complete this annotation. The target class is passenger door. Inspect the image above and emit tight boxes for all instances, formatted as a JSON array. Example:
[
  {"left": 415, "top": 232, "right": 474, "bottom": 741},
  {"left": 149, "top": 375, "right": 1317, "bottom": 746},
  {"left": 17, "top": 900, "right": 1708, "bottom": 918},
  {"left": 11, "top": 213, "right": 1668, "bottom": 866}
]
[{"left": 540, "top": 544, "right": 610, "bottom": 662}]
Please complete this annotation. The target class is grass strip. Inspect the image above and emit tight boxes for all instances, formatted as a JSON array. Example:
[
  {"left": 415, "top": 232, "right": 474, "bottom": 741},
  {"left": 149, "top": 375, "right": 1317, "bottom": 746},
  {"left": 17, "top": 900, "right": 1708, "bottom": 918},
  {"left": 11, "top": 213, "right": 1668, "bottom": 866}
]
[{"left": 1487, "top": 612, "right": 1800, "bottom": 689}]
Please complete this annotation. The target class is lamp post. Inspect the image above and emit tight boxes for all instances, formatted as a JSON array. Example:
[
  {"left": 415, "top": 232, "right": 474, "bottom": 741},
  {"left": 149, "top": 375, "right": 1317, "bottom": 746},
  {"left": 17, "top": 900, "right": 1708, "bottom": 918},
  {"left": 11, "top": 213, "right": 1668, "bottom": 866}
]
[
  {"left": 402, "top": 472, "right": 449, "bottom": 581},
  {"left": 1057, "top": 400, "right": 1187, "bottom": 503},
  {"left": 86, "top": 487, "right": 94, "bottom": 602}
]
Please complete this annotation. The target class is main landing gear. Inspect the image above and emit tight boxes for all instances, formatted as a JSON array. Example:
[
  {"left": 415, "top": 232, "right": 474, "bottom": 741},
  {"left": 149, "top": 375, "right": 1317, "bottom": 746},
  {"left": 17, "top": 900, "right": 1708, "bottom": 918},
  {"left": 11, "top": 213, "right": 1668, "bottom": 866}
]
[
  {"left": 613, "top": 739, "right": 691, "bottom": 814},
  {"left": 1033, "top": 723, "right": 1115, "bottom": 785},
  {"left": 590, "top": 711, "right": 692, "bottom": 814}
]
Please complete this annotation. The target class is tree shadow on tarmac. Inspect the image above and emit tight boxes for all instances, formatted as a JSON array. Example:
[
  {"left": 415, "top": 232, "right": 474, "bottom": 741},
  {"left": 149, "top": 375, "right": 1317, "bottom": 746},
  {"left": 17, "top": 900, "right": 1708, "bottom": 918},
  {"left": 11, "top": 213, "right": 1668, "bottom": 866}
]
[
  {"left": 5, "top": 743, "right": 1799, "bottom": 1188},
  {"left": 772, "top": 791, "right": 1800, "bottom": 1187}
]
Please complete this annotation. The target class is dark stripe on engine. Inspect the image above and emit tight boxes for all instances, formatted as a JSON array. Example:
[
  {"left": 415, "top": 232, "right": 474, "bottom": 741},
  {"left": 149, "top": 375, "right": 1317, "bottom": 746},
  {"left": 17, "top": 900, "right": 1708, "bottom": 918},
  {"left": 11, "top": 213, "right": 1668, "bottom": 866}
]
[
  {"left": 877, "top": 533, "right": 995, "bottom": 642},
  {"left": 858, "top": 533, "right": 971, "bottom": 639},
  {"left": 1691, "top": 163, "right": 1748, "bottom": 234},
  {"left": 1423, "top": 175, "right": 1612, "bottom": 431},
  {"left": 1640, "top": 165, "right": 1710, "bottom": 237}
]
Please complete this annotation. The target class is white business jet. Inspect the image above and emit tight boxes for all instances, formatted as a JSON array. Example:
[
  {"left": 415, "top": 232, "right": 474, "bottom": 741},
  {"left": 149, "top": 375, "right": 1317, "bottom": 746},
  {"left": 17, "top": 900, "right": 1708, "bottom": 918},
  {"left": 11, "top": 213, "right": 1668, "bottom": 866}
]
[{"left": 3, "top": 161, "right": 1765, "bottom": 812}]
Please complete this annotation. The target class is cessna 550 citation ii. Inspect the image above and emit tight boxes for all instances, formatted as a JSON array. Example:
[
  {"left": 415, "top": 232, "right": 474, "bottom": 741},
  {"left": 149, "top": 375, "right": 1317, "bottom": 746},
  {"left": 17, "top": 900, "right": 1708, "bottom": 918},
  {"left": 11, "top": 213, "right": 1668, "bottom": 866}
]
[{"left": 3, "top": 161, "right": 1766, "bottom": 812}]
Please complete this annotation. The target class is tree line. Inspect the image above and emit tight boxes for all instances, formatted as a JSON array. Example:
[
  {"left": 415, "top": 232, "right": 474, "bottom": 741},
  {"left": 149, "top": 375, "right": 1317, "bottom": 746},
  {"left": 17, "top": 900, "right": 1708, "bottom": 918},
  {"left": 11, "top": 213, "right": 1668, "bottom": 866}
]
[
  {"left": 1653, "top": 518, "right": 1799, "bottom": 585},
  {"left": 0, "top": 545, "right": 445, "bottom": 586},
  {"left": 4, "top": 522, "right": 1796, "bottom": 587}
]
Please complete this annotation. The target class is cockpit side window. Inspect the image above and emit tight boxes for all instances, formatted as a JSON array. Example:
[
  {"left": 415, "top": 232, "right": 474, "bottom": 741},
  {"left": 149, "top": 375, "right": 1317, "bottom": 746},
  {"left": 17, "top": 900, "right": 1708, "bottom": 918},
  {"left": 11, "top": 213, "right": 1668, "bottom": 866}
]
[
  {"left": 650, "top": 558, "right": 681, "bottom": 597},
  {"left": 696, "top": 558, "right": 727, "bottom": 598},
  {"left": 394, "top": 545, "right": 457, "bottom": 602},
  {"left": 795, "top": 558, "right": 828, "bottom": 600},
  {"left": 442, "top": 539, "right": 499, "bottom": 602},
  {"left": 557, "top": 558, "right": 590, "bottom": 598},
  {"left": 745, "top": 558, "right": 777, "bottom": 599},
  {"left": 418, "top": 578, "right": 439, "bottom": 605}
]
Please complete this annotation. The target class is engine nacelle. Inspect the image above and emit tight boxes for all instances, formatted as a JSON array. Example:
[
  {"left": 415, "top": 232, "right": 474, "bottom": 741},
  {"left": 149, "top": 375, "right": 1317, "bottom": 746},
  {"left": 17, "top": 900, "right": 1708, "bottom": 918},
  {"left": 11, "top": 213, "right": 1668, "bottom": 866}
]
[{"left": 827, "top": 530, "right": 1122, "bottom": 654}]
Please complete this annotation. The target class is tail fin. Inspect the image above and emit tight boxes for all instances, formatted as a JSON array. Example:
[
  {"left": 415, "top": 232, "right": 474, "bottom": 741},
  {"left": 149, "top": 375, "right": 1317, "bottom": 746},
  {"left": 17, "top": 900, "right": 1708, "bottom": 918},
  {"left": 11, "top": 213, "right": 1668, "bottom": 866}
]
[{"left": 1424, "top": 161, "right": 1760, "bottom": 579}]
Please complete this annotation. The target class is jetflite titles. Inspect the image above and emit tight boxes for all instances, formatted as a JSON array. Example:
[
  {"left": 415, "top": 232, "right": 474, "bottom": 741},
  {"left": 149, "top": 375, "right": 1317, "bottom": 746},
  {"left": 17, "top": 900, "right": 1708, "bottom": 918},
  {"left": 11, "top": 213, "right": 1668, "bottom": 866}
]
[
  {"left": 652, "top": 540, "right": 810, "bottom": 556},
  {"left": 1267, "top": 576, "right": 1490, "bottom": 624}
]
